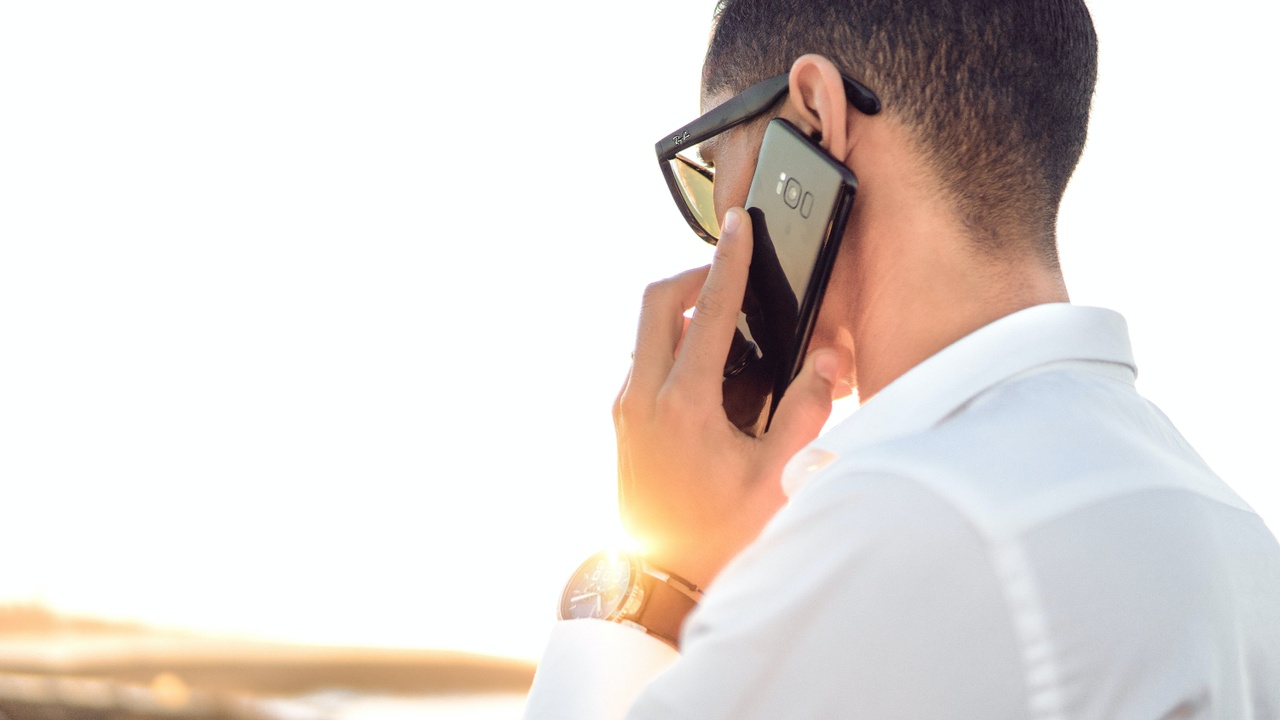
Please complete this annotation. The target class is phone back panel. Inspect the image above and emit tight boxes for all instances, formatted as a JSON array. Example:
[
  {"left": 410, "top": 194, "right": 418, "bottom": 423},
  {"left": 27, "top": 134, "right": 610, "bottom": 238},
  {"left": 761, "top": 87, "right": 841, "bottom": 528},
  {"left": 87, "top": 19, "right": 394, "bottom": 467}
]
[{"left": 741, "top": 119, "right": 857, "bottom": 426}]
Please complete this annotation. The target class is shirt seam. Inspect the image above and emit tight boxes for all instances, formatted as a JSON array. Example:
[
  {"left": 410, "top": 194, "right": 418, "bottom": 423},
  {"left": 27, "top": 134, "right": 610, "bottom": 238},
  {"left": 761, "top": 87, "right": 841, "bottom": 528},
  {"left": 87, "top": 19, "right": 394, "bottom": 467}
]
[{"left": 882, "top": 475, "right": 1067, "bottom": 720}]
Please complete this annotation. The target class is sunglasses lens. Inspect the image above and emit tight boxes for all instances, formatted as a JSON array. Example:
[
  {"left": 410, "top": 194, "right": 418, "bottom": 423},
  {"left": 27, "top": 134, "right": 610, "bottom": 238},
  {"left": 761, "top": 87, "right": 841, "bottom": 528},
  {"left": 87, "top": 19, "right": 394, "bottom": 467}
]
[{"left": 668, "top": 149, "right": 720, "bottom": 241}]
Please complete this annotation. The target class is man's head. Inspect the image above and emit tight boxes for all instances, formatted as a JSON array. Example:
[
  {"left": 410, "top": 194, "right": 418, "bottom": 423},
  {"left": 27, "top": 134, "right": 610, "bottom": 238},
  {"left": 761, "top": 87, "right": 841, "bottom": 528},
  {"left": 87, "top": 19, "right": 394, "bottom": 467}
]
[
  {"left": 704, "top": 0, "right": 1098, "bottom": 265},
  {"left": 677, "top": 0, "right": 1096, "bottom": 400}
]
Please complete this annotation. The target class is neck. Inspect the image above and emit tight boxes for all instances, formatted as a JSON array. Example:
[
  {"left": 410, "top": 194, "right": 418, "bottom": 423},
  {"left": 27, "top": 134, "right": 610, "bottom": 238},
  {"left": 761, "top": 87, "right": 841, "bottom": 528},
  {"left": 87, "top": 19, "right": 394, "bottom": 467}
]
[
  {"left": 847, "top": 213, "right": 1069, "bottom": 403},
  {"left": 823, "top": 118, "right": 1070, "bottom": 403}
]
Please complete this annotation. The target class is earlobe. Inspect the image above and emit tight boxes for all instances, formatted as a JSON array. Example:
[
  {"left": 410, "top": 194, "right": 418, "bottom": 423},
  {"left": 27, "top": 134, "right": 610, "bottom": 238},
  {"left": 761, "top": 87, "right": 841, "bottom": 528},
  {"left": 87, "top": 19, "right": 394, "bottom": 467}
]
[{"left": 787, "top": 54, "right": 850, "bottom": 162}]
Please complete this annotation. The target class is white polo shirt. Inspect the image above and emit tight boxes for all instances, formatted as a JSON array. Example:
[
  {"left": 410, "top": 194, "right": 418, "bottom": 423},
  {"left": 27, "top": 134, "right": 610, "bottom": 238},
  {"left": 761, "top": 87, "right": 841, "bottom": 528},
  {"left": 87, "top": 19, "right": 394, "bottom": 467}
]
[{"left": 525, "top": 303, "right": 1280, "bottom": 719}]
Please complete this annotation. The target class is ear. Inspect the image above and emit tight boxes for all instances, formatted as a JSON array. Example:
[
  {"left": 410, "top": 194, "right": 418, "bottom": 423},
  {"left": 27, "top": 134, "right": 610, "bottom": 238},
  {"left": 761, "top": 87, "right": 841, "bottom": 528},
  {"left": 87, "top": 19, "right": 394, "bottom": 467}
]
[{"left": 786, "top": 54, "right": 852, "bottom": 163}]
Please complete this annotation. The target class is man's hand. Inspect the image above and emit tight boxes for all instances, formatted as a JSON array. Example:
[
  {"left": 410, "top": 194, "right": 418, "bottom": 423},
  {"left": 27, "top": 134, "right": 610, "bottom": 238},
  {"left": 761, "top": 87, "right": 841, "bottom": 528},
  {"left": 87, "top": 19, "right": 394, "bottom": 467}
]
[{"left": 614, "top": 208, "right": 839, "bottom": 590}]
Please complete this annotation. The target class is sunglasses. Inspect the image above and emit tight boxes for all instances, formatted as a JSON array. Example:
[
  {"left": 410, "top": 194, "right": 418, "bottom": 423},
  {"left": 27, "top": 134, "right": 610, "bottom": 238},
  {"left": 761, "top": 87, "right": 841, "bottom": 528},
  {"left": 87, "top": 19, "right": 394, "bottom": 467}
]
[{"left": 655, "top": 73, "right": 881, "bottom": 245}]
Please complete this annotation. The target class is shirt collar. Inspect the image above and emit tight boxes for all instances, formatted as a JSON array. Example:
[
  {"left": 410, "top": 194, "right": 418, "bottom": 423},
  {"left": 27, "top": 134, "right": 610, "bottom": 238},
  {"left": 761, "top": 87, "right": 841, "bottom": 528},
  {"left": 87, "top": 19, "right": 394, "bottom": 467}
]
[{"left": 781, "top": 303, "right": 1137, "bottom": 497}]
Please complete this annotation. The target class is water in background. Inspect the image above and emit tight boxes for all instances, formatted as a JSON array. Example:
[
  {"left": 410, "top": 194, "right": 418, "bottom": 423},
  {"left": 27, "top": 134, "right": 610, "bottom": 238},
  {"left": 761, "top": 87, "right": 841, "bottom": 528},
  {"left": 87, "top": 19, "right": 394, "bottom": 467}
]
[{"left": 258, "top": 691, "right": 526, "bottom": 719}]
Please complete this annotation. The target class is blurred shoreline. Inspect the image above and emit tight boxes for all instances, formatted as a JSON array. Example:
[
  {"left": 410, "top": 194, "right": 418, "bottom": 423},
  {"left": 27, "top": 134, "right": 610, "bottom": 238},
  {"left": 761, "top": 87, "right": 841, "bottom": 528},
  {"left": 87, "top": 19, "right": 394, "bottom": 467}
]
[{"left": 0, "top": 604, "right": 532, "bottom": 719}]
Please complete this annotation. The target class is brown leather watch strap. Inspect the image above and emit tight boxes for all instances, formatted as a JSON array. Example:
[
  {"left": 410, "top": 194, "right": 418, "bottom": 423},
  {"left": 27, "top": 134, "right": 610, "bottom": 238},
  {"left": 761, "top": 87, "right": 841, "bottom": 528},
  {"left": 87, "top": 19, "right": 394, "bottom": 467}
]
[{"left": 635, "top": 570, "right": 700, "bottom": 649}]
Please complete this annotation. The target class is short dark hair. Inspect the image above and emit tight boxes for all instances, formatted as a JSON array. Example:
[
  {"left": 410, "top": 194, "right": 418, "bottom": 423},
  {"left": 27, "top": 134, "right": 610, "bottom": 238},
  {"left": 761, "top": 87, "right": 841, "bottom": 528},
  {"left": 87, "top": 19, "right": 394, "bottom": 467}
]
[{"left": 704, "top": 0, "right": 1098, "bottom": 262}]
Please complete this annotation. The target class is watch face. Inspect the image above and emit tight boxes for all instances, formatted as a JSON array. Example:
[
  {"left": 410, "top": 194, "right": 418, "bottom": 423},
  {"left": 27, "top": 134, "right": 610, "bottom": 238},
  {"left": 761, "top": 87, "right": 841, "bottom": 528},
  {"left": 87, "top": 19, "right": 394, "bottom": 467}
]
[{"left": 559, "top": 551, "right": 636, "bottom": 620}]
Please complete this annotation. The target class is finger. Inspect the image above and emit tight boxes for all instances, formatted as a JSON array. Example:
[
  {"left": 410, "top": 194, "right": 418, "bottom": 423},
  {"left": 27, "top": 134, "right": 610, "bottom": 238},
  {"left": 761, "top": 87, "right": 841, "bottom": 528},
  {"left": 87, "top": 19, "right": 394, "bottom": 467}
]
[
  {"left": 670, "top": 207, "right": 753, "bottom": 389},
  {"left": 672, "top": 315, "right": 693, "bottom": 358},
  {"left": 613, "top": 361, "right": 633, "bottom": 423},
  {"left": 628, "top": 265, "right": 711, "bottom": 400},
  {"left": 761, "top": 348, "right": 838, "bottom": 462}
]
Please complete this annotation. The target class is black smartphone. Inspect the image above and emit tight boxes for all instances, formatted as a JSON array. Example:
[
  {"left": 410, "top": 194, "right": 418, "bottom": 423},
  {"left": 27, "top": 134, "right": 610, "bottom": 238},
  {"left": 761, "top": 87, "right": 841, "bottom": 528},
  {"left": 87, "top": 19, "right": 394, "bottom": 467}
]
[{"left": 722, "top": 118, "right": 858, "bottom": 435}]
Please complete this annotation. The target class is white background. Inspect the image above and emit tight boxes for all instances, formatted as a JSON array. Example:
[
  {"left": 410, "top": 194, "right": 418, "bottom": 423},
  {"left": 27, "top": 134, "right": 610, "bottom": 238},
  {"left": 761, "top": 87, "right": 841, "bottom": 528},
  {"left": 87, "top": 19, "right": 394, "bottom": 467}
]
[{"left": 1, "top": 2, "right": 1276, "bottom": 661}]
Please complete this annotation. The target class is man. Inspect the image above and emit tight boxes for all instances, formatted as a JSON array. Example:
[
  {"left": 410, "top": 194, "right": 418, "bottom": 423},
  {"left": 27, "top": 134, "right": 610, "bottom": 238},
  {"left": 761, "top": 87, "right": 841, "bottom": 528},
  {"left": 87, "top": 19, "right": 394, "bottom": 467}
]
[{"left": 526, "top": 0, "right": 1280, "bottom": 717}]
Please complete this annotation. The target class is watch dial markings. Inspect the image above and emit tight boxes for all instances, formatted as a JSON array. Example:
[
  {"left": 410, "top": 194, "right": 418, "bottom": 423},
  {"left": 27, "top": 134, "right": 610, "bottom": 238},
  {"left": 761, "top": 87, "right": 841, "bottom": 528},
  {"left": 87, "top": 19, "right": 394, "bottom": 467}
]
[{"left": 560, "top": 552, "right": 634, "bottom": 620}]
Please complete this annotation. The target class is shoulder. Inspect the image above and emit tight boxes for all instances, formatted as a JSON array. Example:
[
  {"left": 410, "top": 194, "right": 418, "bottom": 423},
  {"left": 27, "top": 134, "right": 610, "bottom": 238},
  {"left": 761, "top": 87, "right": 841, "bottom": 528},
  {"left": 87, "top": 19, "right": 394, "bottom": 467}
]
[
  {"left": 635, "top": 363, "right": 1280, "bottom": 718},
  {"left": 796, "top": 361, "right": 1246, "bottom": 542}
]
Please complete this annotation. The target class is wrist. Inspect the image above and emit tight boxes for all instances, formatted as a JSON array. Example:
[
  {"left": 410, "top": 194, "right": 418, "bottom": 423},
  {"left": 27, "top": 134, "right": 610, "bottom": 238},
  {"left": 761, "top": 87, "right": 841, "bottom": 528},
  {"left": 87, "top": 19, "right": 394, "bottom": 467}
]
[
  {"left": 641, "top": 551, "right": 722, "bottom": 597},
  {"left": 559, "top": 551, "right": 703, "bottom": 650},
  {"left": 643, "top": 521, "right": 768, "bottom": 591}
]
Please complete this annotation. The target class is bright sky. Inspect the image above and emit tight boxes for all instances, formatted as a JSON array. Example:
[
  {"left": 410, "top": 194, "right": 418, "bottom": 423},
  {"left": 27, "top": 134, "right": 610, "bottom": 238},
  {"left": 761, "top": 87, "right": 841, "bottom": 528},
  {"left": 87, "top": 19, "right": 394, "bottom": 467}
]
[{"left": 1, "top": 2, "right": 1277, "bottom": 662}]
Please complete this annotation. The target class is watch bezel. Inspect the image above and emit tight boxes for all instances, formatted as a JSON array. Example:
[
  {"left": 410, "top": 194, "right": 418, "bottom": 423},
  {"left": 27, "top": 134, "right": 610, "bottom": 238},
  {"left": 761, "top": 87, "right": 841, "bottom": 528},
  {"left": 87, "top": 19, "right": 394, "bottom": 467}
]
[{"left": 558, "top": 550, "right": 647, "bottom": 622}]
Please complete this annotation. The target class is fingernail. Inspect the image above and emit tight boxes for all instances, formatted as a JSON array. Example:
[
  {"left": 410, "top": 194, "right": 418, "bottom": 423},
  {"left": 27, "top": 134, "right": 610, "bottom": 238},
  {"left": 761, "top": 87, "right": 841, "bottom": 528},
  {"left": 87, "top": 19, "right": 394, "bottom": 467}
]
[
  {"left": 722, "top": 209, "right": 740, "bottom": 236},
  {"left": 813, "top": 351, "right": 838, "bottom": 385}
]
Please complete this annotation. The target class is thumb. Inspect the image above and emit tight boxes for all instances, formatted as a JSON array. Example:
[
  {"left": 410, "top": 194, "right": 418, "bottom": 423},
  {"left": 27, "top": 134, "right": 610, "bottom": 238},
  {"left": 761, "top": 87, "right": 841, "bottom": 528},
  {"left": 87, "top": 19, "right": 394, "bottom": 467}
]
[{"left": 762, "top": 348, "right": 838, "bottom": 460}]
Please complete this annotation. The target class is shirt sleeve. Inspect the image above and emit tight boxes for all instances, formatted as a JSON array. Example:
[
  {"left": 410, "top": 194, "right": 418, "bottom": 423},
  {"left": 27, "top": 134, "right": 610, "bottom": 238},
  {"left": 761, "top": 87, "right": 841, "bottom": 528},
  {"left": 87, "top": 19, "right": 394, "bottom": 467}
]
[
  {"left": 624, "top": 473, "right": 1028, "bottom": 719},
  {"left": 523, "top": 618, "right": 678, "bottom": 720}
]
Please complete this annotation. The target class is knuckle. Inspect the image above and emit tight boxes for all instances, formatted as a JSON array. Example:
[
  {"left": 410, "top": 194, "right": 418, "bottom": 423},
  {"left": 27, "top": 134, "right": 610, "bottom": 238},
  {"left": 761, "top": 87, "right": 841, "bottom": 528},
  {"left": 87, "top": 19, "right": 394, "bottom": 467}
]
[
  {"left": 614, "top": 389, "right": 643, "bottom": 422},
  {"left": 777, "top": 387, "right": 830, "bottom": 428},
  {"left": 641, "top": 280, "right": 672, "bottom": 310},
  {"left": 713, "top": 227, "right": 750, "bottom": 264},
  {"left": 652, "top": 388, "right": 683, "bottom": 417},
  {"left": 792, "top": 401, "right": 825, "bottom": 427},
  {"left": 712, "top": 236, "right": 741, "bottom": 264},
  {"left": 654, "top": 387, "right": 700, "bottom": 421},
  {"left": 693, "top": 288, "right": 734, "bottom": 323}
]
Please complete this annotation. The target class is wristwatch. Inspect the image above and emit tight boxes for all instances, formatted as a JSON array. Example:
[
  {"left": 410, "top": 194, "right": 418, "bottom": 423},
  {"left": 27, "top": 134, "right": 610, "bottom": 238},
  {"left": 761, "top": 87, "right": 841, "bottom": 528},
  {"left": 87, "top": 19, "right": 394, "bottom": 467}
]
[{"left": 558, "top": 551, "right": 703, "bottom": 649}]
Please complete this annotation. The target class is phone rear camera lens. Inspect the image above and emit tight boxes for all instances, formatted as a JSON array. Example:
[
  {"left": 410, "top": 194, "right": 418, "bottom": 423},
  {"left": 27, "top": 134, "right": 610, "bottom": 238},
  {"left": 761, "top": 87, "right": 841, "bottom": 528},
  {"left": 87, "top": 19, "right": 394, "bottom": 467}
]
[{"left": 784, "top": 178, "right": 801, "bottom": 208}]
